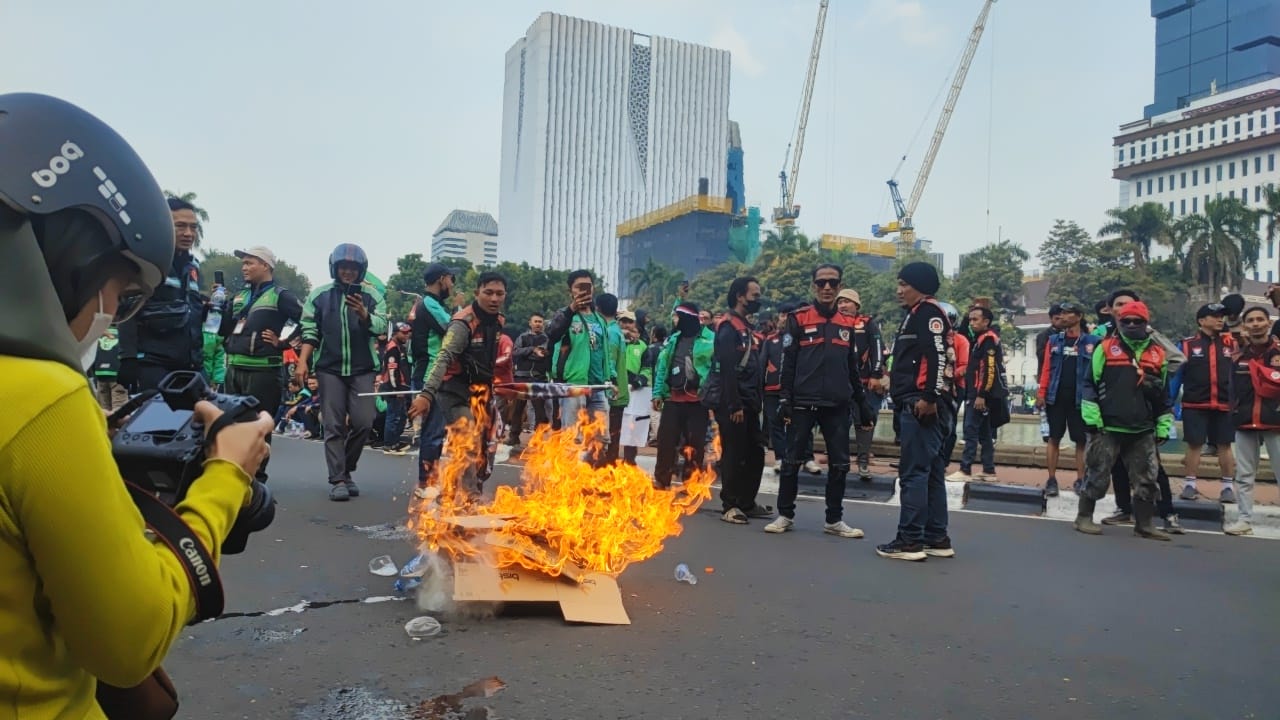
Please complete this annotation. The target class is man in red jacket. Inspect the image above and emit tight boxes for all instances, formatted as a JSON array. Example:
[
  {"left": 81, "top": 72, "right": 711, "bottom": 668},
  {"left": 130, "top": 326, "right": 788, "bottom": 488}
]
[{"left": 1224, "top": 306, "right": 1280, "bottom": 536}]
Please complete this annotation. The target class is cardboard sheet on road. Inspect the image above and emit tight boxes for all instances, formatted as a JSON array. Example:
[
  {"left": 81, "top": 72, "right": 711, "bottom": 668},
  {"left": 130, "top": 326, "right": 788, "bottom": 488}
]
[{"left": 448, "top": 524, "right": 631, "bottom": 625}]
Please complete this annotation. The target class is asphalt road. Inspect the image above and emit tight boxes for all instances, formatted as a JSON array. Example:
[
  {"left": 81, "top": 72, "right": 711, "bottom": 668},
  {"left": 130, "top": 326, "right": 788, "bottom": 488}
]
[{"left": 166, "top": 437, "right": 1280, "bottom": 720}]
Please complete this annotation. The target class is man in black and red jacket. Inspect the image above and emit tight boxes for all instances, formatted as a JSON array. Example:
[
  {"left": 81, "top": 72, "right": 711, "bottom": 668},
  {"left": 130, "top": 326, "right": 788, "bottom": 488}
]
[
  {"left": 381, "top": 322, "right": 413, "bottom": 453},
  {"left": 878, "top": 262, "right": 956, "bottom": 562},
  {"left": 958, "top": 306, "right": 1002, "bottom": 481},
  {"left": 1224, "top": 306, "right": 1280, "bottom": 536},
  {"left": 763, "top": 265, "right": 866, "bottom": 539},
  {"left": 1172, "top": 303, "right": 1236, "bottom": 502}
]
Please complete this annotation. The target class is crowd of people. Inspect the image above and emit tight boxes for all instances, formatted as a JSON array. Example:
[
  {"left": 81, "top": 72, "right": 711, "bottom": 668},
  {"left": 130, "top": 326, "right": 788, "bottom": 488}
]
[{"left": 96, "top": 202, "right": 1280, "bottom": 549}]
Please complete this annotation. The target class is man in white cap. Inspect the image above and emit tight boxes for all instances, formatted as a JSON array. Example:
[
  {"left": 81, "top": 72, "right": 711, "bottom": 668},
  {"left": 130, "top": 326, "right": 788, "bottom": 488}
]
[{"left": 218, "top": 245, "right": 305, "bottom": 482}]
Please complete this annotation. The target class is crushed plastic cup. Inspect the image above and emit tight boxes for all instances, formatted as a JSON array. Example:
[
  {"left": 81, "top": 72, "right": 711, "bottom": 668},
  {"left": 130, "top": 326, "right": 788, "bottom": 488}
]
[
  {"left": 368, "top": 555, "right": 398, "bottom": 577},
  {"left": 674, "top": 563, "right": 697, "bottom": 585},
  {"left": 404, "top": 615, "right": 442, "bottom": 639}
]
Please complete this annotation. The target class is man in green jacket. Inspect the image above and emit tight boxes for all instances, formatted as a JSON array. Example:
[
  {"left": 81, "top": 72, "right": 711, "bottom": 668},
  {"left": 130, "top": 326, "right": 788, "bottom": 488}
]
[
  {"left": 544, "top": 270, "right": 614, "bottom": 428},
  {"left": 1074, "top": 300, "right": 1173, "bottom": 540},
  {"left": 218, "top": 245, "right": 304, "bottom": 484},
  {"left": 651, "top": 302, "right": 715, "bottom": 489},
  {"left": 408, "top": 263, "right": 457, "bottom": 496},
  {"left": 297, "top": 243, "right": 388, "bottom": 502},
  {"left": 597, "top": 293, "right": 630, "bottom": 465}
]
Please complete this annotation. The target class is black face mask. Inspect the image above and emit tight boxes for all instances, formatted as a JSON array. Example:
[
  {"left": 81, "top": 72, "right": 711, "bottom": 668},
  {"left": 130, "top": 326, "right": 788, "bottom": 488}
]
[
  {"left": 435, "top": 286, "right": 451, "bottom": 302},
  {"left": 1119, "top": 324, "right": 1148, "bottom": 341},
  {"left": 744, "top": 299, "right": 761, "bottom": 315},
  {"left": 676, "top": 314, "right": 701, "bottom": 336}
]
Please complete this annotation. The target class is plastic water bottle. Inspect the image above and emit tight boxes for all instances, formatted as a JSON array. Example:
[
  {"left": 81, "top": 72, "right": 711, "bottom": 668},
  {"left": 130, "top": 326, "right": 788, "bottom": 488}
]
[
  {"left": 674, "top": 563, "right": 697, "bottom": 585},
  {"left": 394, "top": 577, "right": 422, "bottom": 593},
  {"left": 203, "top": 285, "right": 226, "bottom": 333},
  {"left": 1039, "top": 415, "right": 1050, "bottom": 439},
  {"left": 287, "top": 421, "right": 305, "bottom": 438}
]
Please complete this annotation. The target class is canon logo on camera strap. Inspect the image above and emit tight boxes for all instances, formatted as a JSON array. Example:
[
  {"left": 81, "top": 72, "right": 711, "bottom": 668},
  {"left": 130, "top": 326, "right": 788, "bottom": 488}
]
[{"left": 179, "top": 537, "right": 214, "bottom": 588}]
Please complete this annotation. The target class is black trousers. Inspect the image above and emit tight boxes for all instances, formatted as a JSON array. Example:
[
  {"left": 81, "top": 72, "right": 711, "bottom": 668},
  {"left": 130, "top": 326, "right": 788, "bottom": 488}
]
[
  {"left": 777, "top": 405, "right": 851, "bottom": 523},
  {"left": 225, "top": 365, "right": 283, "bottom": 483},
  {"left": 506, "top": 390, "right": 550, "bottom": 443},
  {"left": 653, "top": 401, "right": 709, "bottom": 489},
  {"left": 717, "top": 407, "right": 766, "bottom": 512},
  {"left": 605, "top": 405, "right": 625, "bottom": 465},
  {"left": 1111, "top": 456, "right": 1175, "bottom": 517}
]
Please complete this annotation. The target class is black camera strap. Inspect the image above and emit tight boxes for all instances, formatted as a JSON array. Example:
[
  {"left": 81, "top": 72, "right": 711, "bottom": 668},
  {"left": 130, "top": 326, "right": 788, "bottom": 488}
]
[{"left": 126, "top": 482, "right": 225, "bottom": 623}]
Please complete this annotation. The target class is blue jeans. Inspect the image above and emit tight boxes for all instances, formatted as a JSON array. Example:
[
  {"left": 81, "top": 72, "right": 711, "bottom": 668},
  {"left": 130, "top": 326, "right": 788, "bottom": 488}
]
[
  {"left": 383, "top": 396, "right": 407, "bottom": 445},
  {"left": 560, "top": 389, "right": 610, "bottom": 426},
  {"left": 897, "top": 401, "right": 953, "bottom": 544},
  {"left": 777, "top": 404, "right": 851, "bottom": 523},
  {"left": 417, "top": 396, "right": 447, "bottom": 484},
  {"left": 960, "top": 403, "right": 995, "bottom": 475}
]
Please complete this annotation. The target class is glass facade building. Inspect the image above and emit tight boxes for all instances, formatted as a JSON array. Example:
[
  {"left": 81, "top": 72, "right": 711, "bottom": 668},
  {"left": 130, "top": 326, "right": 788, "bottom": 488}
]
[{"left": 1148, "top": 0, "right": 1280, "bottom": 118}]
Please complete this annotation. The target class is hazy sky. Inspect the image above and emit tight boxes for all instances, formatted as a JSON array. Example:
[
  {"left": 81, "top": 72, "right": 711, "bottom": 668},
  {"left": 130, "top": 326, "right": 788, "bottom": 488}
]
[{"left": 2, "top": 0, "right": 1153, "bottom": 286}]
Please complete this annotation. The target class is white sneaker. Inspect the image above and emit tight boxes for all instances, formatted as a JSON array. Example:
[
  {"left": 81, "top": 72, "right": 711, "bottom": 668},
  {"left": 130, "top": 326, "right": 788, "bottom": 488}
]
[
  {"left": 946, "top": 470, "right": 973, "bottom": 482},
  {"left": 764, "top": 516, "right": 794, "bottom": 533},
  {"left": 804, "top": 460, "right": 823, "bottom": 475},
  {"left": 823, "top": 521, "right": 864, "bottom": 538},
  {"left": 1224, "top": 520, "right": 1254, "bottom": 536}
]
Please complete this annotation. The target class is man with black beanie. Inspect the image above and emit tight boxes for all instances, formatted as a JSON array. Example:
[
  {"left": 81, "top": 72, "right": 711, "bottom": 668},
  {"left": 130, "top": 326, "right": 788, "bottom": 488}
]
[{"left": 878, "top": 261, "right": 956, "bottom": 561}]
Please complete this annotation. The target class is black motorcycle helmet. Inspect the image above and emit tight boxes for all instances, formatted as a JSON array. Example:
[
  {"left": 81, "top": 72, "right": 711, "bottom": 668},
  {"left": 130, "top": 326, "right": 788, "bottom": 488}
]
[
  {"left": 0, "top": 94, "right": 172, "bottom": 372},
  {"left": 328, "top": 243, "right": 368, "bottom": 285},
  {"left": 0, "top": 93, "right": 172, "bottom": 321}
]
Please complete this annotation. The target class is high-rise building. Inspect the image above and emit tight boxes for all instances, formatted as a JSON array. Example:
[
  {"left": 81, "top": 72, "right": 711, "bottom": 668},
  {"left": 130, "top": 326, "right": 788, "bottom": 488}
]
[
  {"left": 1114, "top": 2, "right": 1280, "bottom": 282},
  {"left": 1147, "top": 0, "right": 1280, "bottom": 118},
  {"left": 498, "top": 12, "right": 731, "bottom": 289},
  {"left": 431, "top": 210, "right": 498, "bottom": 267}
]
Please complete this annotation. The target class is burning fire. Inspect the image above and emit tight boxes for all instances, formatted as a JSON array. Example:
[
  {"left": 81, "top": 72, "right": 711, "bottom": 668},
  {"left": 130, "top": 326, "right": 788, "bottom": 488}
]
[{"left": 408, "top": 387, "right": 716, "bottom": 578}]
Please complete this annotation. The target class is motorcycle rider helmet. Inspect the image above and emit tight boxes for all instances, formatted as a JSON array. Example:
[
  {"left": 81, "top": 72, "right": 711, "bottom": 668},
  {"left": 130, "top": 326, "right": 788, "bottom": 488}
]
[{"left": 328, "top": 243, "right": 368, "bottom": 284}]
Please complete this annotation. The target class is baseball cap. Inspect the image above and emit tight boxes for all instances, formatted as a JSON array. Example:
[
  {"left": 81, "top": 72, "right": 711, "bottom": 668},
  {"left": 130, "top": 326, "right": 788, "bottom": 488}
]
[
  {"left": 618, "top": 310, "right": 636, "bottom": 322},
  {"left": 1196, "top": 302, "right": 1227, "bottom": 320},
  {"left": 423, "top": 263, "right": 459, "bottom": 284},
  {"left": 234, "top": 246, "right": 277, "bottom": 269},
  {"left": 1057, "top": 301, "right": 1084, "bottom": 315}
]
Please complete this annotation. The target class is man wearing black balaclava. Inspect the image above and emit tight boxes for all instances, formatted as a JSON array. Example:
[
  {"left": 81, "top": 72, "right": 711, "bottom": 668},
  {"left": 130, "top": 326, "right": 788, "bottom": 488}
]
[
  {"left": 878, "top": 261, "right": 956, "bottom": 561},
  {"left": 651, "top": 303, "right": 714, "bottom": 489}
]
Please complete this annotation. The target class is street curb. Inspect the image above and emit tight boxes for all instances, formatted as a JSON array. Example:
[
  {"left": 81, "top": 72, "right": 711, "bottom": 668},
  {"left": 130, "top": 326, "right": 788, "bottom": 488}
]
[{"left": 577, "top": 453, "right": 1280, "bottom": 540}]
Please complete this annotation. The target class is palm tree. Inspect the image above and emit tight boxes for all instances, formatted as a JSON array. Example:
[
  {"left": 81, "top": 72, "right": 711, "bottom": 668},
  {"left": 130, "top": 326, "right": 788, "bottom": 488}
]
[
  {"left": 1174, "top": 197, "right": 1261, "bottom": 294},
  {"left": 1261, "top": 183, "right": 1280, "bottom": 278},
  {"left": 164, "top": 189, "right": 209, "bottom": 248},
  {"left": 628, "top": 258, "right": 683, "bottom": 310},
  {"left": 1098, "top": 202, "right": 1174, "bottom": 268},
  {"left": 761, "top": 225, "right": 815, "bottom": 256}
]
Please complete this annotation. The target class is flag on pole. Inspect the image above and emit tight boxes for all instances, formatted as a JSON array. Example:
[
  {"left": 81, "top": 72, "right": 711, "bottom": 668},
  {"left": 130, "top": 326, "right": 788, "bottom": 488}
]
[{"left": 492, "top": 383, "right": 613, "bottom": 400}]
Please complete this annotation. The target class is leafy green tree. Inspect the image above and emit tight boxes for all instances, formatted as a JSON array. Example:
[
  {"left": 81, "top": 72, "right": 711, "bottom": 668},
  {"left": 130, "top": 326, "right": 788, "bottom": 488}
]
[
  {"left": 1039, "top": 219, "right": 1092, "bottom": 277},
  {"left": 1098, "top": 202, "right": 1174, "bottom": 268},
  {"left": 953, "top": 239, "right": 1031, "bottom": 314},
  {"left": 1174, "top": 197, "right": 1260, "bottom": 296},
  {"left": 685, "top": 261, "right": 751, "bottom": 313},
  {"left": 627, "top": 258, "right": 685, "bottom": 314},
  {"left": 200, "top": 248, "right": 311, "bottom": 299},
  {"left": 1262, "top": 184, "right": 1280, "bottom": 282}
]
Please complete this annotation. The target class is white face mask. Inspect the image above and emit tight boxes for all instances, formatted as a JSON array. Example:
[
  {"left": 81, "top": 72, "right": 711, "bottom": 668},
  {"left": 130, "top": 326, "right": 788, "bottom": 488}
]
[{"left": 76, "top": 293, "right": 113, "bottom": 372}]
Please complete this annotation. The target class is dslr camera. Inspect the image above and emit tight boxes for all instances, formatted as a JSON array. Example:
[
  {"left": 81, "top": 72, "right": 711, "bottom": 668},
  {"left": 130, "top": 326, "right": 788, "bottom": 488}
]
[{"left": 111, "top": 371, "right": 276, "bottom": 554}]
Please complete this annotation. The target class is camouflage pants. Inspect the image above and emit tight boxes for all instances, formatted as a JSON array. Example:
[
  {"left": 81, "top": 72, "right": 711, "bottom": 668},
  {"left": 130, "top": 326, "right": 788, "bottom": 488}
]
[{"left": 1080, "top": 431, "right": 1159, "bottom": 504}]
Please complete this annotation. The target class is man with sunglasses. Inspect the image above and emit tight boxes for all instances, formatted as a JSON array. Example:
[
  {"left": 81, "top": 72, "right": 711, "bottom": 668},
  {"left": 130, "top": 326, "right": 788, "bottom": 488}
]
[
  {"left": 1036, "top": 301, "right": 1095, "bottom": 497},
  {"left": 1075, "top": 301, "right": 1174, "bottom": 540},
  {"left": 1169, "top": 303, "right": 1236, "bottom": 503},
  {"left": 764, "top": 264, "right": 866, "bottom": 539},
  {"left": 116, "top": 197, "right": 207, "bottom": 392}
]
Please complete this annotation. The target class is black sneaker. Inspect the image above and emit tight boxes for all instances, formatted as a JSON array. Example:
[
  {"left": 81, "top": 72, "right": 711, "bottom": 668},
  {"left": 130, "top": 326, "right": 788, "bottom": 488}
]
[
  {"left": 875, "top": 538, "right": 927, "bottom": 561},
  {"left": 858, "top": 463, "right": 872, "bottom": 481},
  {"left": 345, "top": 480, "right": 360, "bottom": 498},
  {"left": 923, "top": 537, "right": 956, "bottom": 558},
  {"left": 1101, "top": 510, "right": 1132, "bottom": 526},
  {"left": 1072, "top": 478, "right": 1084, "bottom": 494},
  {"left": 1044, "top": 477, "right": 1060, "bottom": 498}
]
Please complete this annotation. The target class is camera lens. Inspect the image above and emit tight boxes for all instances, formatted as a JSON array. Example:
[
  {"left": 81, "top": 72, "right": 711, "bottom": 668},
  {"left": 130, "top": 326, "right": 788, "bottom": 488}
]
[{"left": 221, "top": 481, "right": 276, "bottom": 555}]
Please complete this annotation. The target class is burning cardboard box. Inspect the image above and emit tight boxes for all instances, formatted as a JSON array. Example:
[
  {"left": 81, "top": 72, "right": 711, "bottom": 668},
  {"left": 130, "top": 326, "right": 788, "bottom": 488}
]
[{"left": 443, "top": 517, "right": 630, "bottom": 625}]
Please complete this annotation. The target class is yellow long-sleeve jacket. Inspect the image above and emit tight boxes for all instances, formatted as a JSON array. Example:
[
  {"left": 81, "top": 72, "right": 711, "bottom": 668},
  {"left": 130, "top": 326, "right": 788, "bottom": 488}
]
[{"left": 0, "top": 356, "right": 251, "bottom": 719}]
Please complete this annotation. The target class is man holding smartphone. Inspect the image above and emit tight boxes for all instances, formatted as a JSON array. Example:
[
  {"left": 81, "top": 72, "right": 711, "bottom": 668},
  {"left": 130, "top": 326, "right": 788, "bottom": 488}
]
[
  {"left": 218, "top": 246, "right": 304, "bottom": 483},
  {"left": 298, "top": 243, "right": 387, "bottom": 501},
  {"left": 545, "top": 270, "right": 614, "bottom": 427}
]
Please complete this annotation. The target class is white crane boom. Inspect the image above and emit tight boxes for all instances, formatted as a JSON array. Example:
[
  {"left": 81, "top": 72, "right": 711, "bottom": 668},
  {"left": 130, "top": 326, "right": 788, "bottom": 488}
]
[{"left": 773, "top": 0, "right": 828, "bottom": 226}]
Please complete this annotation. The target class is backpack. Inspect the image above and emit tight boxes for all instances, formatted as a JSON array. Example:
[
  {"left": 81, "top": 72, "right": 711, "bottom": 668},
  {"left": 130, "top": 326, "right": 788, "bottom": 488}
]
[{"left": 667, "top": 335, "right": 700, "bottom": 393}]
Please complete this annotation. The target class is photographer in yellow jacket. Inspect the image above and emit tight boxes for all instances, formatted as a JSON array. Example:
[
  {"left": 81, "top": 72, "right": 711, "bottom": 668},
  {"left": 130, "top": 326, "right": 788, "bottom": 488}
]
[{"left": 0, "top": 93, "right": 272, "bottom": 719}]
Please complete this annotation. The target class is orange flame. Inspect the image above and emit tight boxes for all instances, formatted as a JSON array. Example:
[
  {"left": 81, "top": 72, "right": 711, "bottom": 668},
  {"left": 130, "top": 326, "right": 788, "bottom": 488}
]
[{"left": 409, "top": 388, "right": 716, "bottom": 579}]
